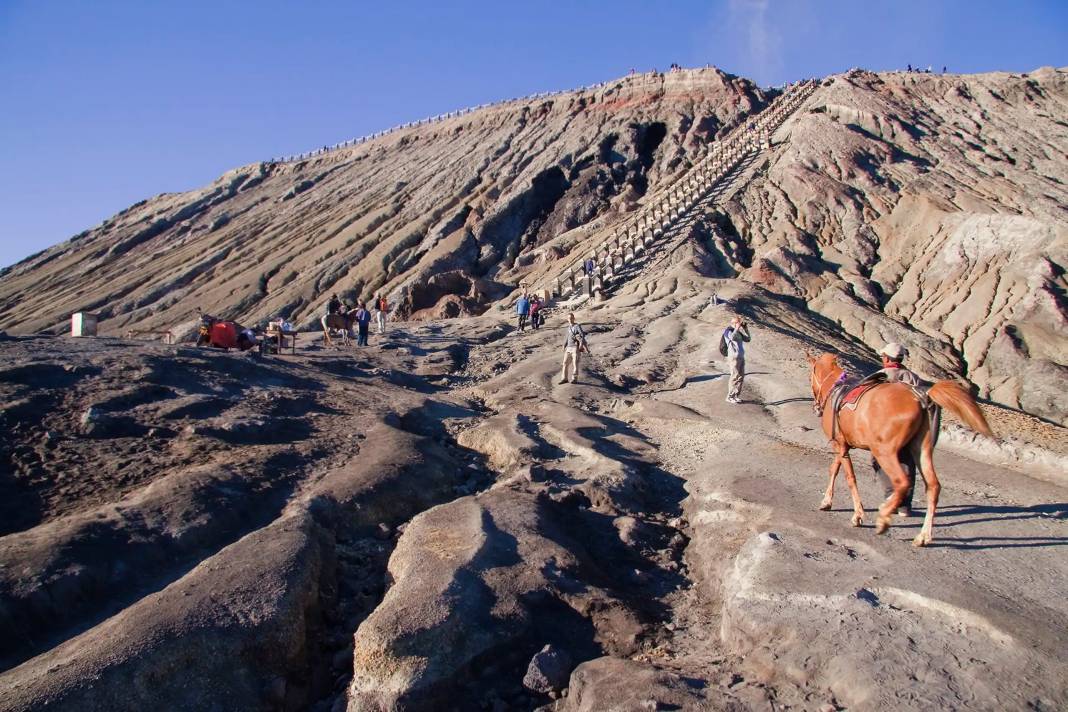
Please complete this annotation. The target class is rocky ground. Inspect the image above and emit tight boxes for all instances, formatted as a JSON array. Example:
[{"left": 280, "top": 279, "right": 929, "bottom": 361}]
[{"left": 1, "top": 241, "right": 1064, "bottom": 711}]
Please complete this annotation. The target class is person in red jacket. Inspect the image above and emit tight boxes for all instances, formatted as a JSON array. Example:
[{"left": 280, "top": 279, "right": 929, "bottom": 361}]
[
  {"left": 374, "top": 294, "right": 389, "bottom": 334},
  {"left": 529, "top": 296, "right": 542, "bottom": 330}
]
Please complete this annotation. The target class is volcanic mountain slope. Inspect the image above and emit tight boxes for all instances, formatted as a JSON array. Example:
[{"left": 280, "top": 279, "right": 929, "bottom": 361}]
[
  {"left": 515, "top": 67, "right": 1068, "bottom": 424},
  {"left": 0, "top": 65, "right": 1065, "bottom": 418},
  {"left": 719, "top": 67, "right": 1068, "bottom": 425},
  {"left": 0, "top": 68, "right": 767, "bottom": 333}
]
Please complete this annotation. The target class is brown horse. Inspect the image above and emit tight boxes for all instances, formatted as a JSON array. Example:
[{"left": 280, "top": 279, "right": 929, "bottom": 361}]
[
  {"left": 320, "top": 311, "right": 354, "bottom": 347},
  {"left": 808, "top": 353, "right": 993, "bottom": 547}
]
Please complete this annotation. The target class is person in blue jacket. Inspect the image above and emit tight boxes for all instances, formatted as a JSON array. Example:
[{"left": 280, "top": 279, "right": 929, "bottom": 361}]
[
  {"left": 354, "top": 301, "right": 372, "bottom": 346},
  {"left": 515, "top": 293, "right": 530, "bottom": 332}
]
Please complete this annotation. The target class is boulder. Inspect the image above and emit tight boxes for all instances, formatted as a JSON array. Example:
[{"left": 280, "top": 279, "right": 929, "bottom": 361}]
[
  {"left": 559, "top": 657, "right": 746, "bottom": 711},
  {"left": 347, "top": 489, "right": 638, "bottom": 711},
  {"left": 522, "top": 644, "right": 573, "bottom": 693}
]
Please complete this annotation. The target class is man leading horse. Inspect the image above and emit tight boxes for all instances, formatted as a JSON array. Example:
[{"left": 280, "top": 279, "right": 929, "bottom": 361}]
[
  {"left": 808, "top": 346, "right": 993, "bottom": 547},
  {"left": 872, "top": 343, "right": 922, "bottom": 516}
]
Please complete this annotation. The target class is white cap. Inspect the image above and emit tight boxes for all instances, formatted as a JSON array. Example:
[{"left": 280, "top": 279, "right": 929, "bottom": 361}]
[{"left": 879, "top": 342, "right": 908, "bottom": 360}]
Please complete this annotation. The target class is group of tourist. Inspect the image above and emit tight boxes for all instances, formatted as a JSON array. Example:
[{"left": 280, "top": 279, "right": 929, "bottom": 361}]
[
  {"left": 906, "top": 64, "right": 947, "bottom": 74},
  {"left": 513, "top": 292, "right": 545, "bottom": 332},
  {"left": 325, "top": 292, "right": 390, "bottom": 345}
]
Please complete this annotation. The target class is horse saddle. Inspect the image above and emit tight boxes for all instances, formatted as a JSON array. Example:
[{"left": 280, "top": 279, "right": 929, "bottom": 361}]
[
  {"left": 841, "top": 382, "right": 878, "bottom": 409},
  {"left": 829, "top": 372, "right": 940, "bottom": 445},
  {"left": 831, "top": 372, "right": 886, "bottom": 413}
]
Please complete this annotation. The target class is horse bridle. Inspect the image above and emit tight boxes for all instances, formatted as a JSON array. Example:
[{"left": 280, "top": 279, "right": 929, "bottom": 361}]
[{"left": 812, "top": 368, "right": 845, "bottom": 417}]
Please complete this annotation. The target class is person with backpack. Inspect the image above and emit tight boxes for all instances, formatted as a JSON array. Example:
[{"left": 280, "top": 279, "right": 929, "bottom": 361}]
[
  {"left": 374, "top": 294, "right": 389, "bottom": 334},
  {"left": 559, "top": 312, "right": 587, "bottom": 384},
  {"left": 354, "top": 301, "right": 372, "bottom": 346},
  {"left": 719, "top": 316, "right": 751, "bottom": 403},
  {"left": 515, "top": 292, "right": 531, "bottom": 332}
]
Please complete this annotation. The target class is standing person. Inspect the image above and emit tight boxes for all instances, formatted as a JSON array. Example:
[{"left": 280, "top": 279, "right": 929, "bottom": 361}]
[
  {"left": 529, "top": 296, "right": 542, "bottom": 330},
  {"left": 871, "top": 342, "right": 923, "bottom": 516},
  {"left": 374, "top": 294, "right": 388, "bottom": 334},
  {"left": 719, "top": 316, "right": 751, "bottom": 404},
  {"left": 559, "top": 312, "right": 587, "bottom": 384},
  {"left": 584, "top": 258, "right": 595, "bottom": 276},
  {"left": 354, "top": 302, "right": 372, "bottom": 346},
  {"left": 515, "top": 292, "right": 530, "bottom": 332}
]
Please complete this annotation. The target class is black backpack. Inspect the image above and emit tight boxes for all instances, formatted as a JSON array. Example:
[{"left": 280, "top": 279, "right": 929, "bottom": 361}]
[{"left": 718, "top": 328, "right": 731, "bottom": 357}]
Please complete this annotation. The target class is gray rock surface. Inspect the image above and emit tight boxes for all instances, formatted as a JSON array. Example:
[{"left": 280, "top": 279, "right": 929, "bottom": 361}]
[{"left": 522, "top": 644, "right": 572, "bottom": 694}]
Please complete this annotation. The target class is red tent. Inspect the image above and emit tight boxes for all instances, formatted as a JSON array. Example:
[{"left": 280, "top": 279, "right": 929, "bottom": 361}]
[{"left": 209, "top": 321, "right": 239, "bottom": 349}]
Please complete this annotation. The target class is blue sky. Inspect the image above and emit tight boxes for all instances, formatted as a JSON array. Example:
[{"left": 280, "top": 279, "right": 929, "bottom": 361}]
[{"left": 1, "top": 1, "right": 1065, "bottom": 268}]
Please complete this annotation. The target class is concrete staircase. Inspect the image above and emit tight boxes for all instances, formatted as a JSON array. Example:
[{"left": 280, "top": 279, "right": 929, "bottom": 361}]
[
  {"left": 546, "top": 79, "right": 819, "bottom": 302},
  {"left": 604, "top": 149, "right": 763, "bottom": 290}
]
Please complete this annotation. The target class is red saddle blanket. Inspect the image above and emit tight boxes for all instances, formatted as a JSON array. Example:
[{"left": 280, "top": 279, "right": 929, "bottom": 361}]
[{"left": 841, "top": 382, "right": 879, "bottom": 407}]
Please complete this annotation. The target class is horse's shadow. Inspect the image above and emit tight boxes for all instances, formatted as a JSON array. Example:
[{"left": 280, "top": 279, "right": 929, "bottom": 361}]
[
  {"left": 901, "top": 502, "right": 1067, "bottom": 550},
  {"left": 822, "top": 502, "right": 1068, "bottom": 550}
]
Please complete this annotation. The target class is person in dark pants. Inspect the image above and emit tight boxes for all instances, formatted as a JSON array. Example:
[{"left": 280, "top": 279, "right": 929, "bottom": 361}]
[
  {"left": 354, "top": 302, "right": 371, "bottom": 346},
  {"left": 529, "top": 296, "right": 542, "bottom": 330},
  {"left": 515, "top": 293, "right": 530, "bottom": 332},
  {"left": 871, "top": 342, "right": 923, "bottom": 516}
]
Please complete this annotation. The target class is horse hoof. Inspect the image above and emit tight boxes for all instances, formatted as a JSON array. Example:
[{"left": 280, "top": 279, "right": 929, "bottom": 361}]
[
  {"left": 912, "top": 534, "right": 931, "bottom": 548},
  {"left": 875, "top": 518, "right": 890, "bottom": 535},
  {"left": 851, "top": 515, "right": 863, "bottom": 527},
  {"left": 818, "top": 500, "right": 832, "bottom": 511}
]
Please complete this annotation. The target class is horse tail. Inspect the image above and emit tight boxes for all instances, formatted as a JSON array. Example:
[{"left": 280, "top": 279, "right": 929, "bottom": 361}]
[{"left": 928, "top": 381, "right": 994, "bottom": 438}]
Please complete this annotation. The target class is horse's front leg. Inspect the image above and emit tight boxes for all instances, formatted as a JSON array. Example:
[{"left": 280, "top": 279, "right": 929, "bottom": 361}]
[
  {"left": 839, "top": 453, "right": 865, "bottom": 527},
  {"left": 819, "top": 451, "right": 842, "bottom": 511}
]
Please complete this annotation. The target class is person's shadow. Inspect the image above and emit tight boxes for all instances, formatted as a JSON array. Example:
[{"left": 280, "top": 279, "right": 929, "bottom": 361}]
[{"left": 683, "top": 374, "right": 723, "bottom": 384}]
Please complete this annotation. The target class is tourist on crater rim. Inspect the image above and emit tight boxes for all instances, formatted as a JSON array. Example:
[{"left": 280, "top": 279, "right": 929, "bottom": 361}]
[
  {"left": 720, "top": 316, "right": 750, "bottom": 404},
  {"left": 559, "top": 312, "right": 587, "bottom": 384}
]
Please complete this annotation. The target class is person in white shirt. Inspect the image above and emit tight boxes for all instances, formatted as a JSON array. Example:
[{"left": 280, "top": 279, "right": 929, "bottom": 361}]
[{"left": 559, "top": 313, "right": 587, "bottom": 384}]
